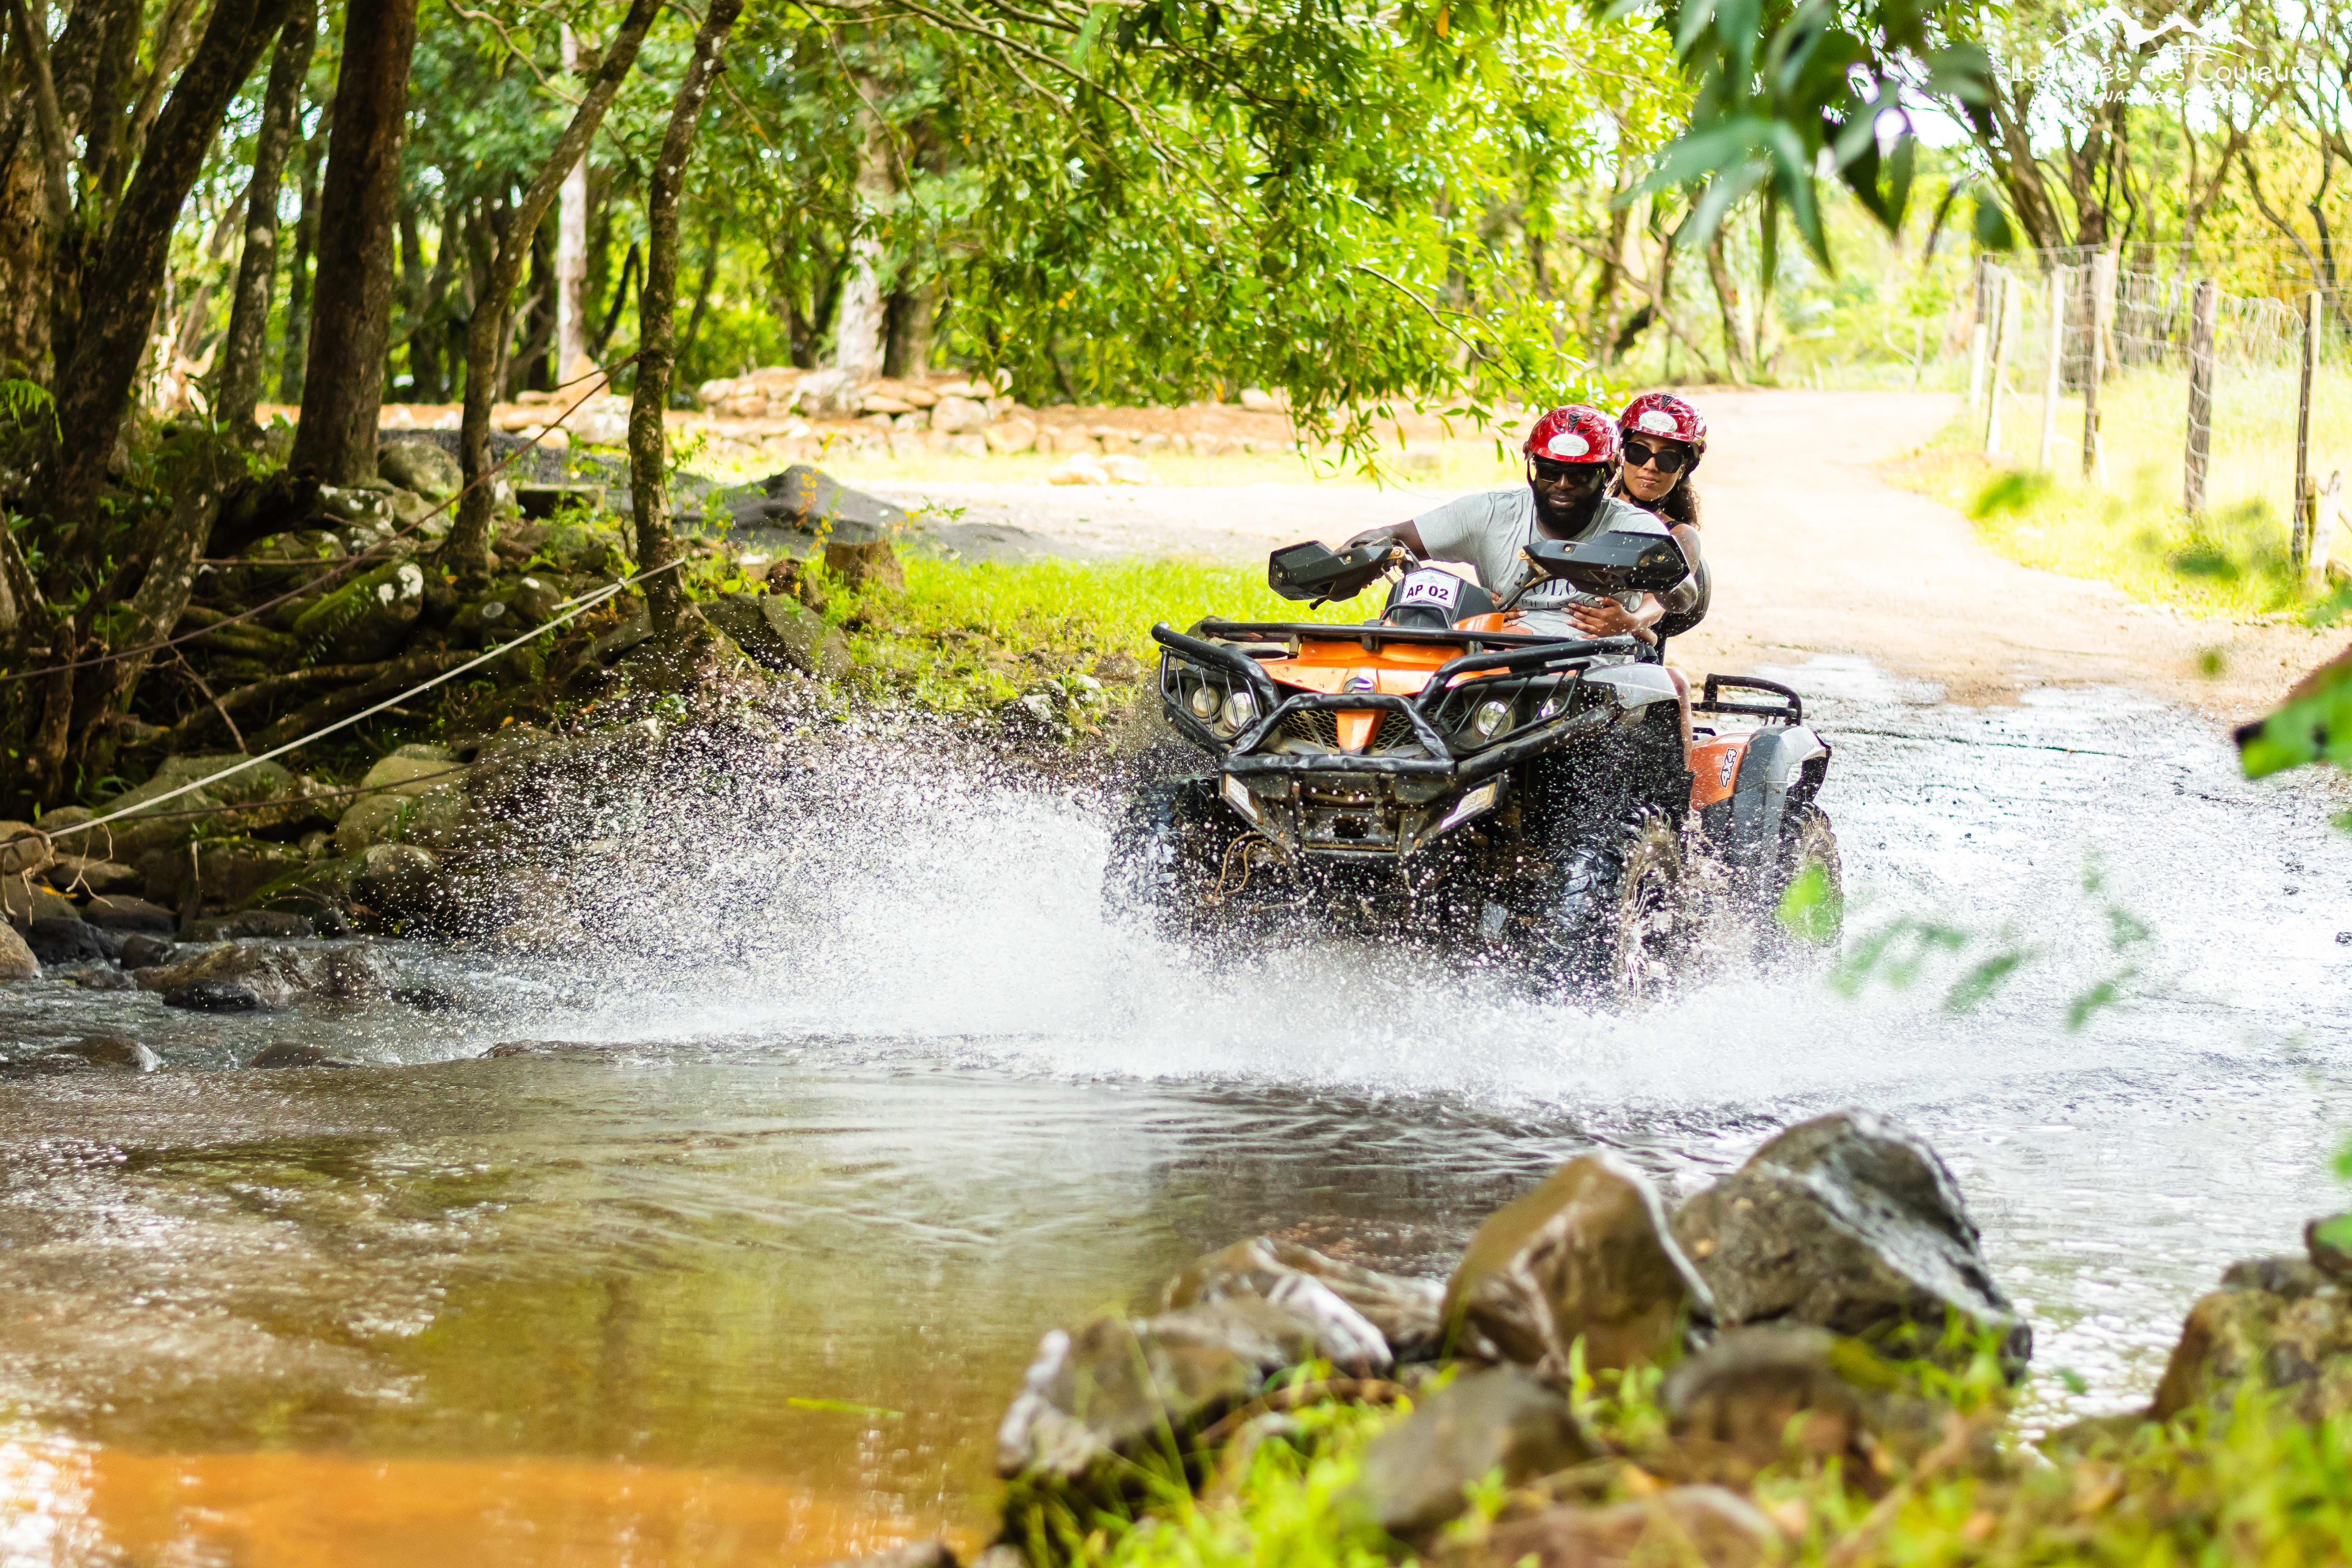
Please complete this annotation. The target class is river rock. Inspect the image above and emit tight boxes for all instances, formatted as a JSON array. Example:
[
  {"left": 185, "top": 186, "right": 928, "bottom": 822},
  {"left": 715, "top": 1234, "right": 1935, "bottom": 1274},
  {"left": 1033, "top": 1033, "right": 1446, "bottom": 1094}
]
[
  {"left": 352, "top": 843, "right": 448, "bottom": 927},
  {"left": 2307, "top": 1215, "right": 2352, "bottom": 1280},
  {"left": 1163, "top": 1236, "right": 1445, "bottom": 1362},
  {"left": 703, "top": 592, "right": 852, "bottom": 680},
  {"left": 4, "top": 881, "right": 78, "bottom": 929},
  {"left": 379, "top": 439, "right": 462, "bottom": 499},
  {"left": 2223, "top": 1254, "right": 2326, "bottom": 1297},
  {"left": 148, "top": 839, "right": 311, "bottom": 912},
  {"left": 25, "top": 918, "right": 116, "bottom": 967},
  {"left": 293, "top": 559, "right": 428, "bottom": 662},
  {"left": 0, "top": 820, "right": 50, "bottom": 878},
  {"left": 249, "top": 1042, "right": 361, "bottom": 1069},
  {"left": 137, "top": 941, "right": 399, "bottom": 1011},
  {"left": 117, "top": 933, "right": 176, "bottom": 969},
  {"left": 930, "top": 395, "right": 989, "bottom": 435},
  {"left": 1444, "top": 1153, "right": 1712, "bottom": 1379},
  {"left": 54, "top": 1035, "right": 162, "bottom": 1073},
  {"left": 825, "top": 538, "right": 903, "bottom": 592},
  {"left": 336, "top": 793, "right": 409, "bottom": 855},
  {"left": 997, "top": 1297, "right": 1376, "bottom": 1483},
  {"left": 1348, "top": 1366, "right": 1593, "bottom": 1540},
  {"left": 2149, "top": 1263, "right": 2352, "bottom": 1423},
  {"left": 1464, "top": 1487, "right": 1779, "bottom": 1568},
  {"left": 67, "top": 966, "right": 137, "bottom": 991},
  {"left": 0, "top": 924, "right": 35, "bottom": 982},
  {"left": 1660, "top": 1324, "right": 1943, "bottom": 1482},
  {"left": 185, "top": 911, "right": 315, "bottom": 941},
  {"left": 44, "top": 853, "right": 139, "bottom": 895},
  {"left": 1670, "top": 1110, "right": 2028, "bottom": 1371},
  {"left": 83, "top": 895, "right": 176, "bottom": 935}
]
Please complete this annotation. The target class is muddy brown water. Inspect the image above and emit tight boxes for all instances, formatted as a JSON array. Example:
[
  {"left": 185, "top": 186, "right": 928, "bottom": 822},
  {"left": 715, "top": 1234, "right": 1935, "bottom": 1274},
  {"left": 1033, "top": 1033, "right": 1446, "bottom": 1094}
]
[{"left": 4, "top": 657, "right": 2351, "bottom": 1567}]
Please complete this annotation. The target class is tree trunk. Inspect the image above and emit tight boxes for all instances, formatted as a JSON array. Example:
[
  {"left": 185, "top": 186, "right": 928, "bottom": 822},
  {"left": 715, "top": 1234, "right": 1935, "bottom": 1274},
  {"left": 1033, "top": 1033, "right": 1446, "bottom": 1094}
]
[
  {"left": 444, "top": 0, "right": 666, "bottom": 579},
  {"left": 631, "top": 0, "right": 744, "bottom": 639},
  {"left": 556, "top": 22, "right": 589, "bottom": 380},
  {"left": 215, "top": 0, "right": 314, "bottom": 430},
  {"left": 1703, "top": 232, "right": 1752, "bottom": 383},
  {"left": 831, "top": 111, "right": 891, "bottom": 382},
  {"left": 43, "top": 0, "right": 298, "bottom": 549},
  {"left": 279, "top": 105, "right": 326, "bottom": 401},
  {"left": 674, "top": 227, "right": 717, "bottom": 371},
  {"left": 289, "top": 0, "right": 416, "bottom": 484},
  {"left": 883, "top": 280, "right": 935, "bottom": 379}
]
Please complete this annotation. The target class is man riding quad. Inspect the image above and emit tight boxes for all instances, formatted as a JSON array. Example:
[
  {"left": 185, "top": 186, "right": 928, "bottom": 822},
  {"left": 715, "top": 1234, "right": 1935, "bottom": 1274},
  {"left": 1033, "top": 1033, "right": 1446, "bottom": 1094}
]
[
  {"left": 1350, "top": 402, "right": 1708, "bottom": 747},
  {"left": 1346, "top": 405, "right": 1695, "bottom": 646}
]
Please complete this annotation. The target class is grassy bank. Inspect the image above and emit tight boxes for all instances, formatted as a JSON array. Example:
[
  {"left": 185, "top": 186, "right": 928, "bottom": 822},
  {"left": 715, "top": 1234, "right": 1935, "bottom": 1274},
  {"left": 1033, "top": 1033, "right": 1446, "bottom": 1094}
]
[
  {"left": 1044, "top": 1358, "right": 2352, "bottom": 1568},
  {"left": 1887, "top": 376, "right": 2352, "bottom": 623},
  {"left": 778, "top": 556, "right": 1303, "bottom": 714}
]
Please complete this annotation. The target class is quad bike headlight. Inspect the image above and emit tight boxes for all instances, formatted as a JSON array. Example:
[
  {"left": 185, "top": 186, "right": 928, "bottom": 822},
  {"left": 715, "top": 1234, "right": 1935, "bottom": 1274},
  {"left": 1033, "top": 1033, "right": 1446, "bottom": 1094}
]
[
  {"left": 1188, "top": 684, "right": 1219, "bottom": 722},
  {"left": 1218, "top": 690, "right": 1258, "bottom": 734},
  {"left": 1469, "top": 698, "right": 1512, "bottom": 742}
]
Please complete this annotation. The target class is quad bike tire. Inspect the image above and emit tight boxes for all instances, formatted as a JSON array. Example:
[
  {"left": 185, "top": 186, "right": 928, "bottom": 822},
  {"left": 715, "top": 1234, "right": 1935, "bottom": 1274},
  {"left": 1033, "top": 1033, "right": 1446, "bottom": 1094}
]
[
  {"left": 1760, "top": 802, "right": 1843, "bottom": 959},
  {"left": 1103, "top": 778, "right": 1244, "bottom": 941},
  {"left": 1529, "top": 811, "right": 1687, "bottom": 1004}
]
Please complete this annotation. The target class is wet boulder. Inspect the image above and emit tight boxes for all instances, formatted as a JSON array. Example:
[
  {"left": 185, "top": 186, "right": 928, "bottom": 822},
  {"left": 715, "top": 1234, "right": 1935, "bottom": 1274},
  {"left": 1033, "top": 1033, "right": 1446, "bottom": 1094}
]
[
  {"left": 1660, "top": 1325, "right": 1948, "bottom": 1483},
  {"left": 997, "top": 1297, "right": 1382, "bottom": 1484},
  {"left": 85, "top": 895, "right": 176, "bottom": 935},
  {"left": 3, "top": 880, "right": 78, "bottom": 928},
  {"left": 25, "top": 918, "right": 116, "bottom": 967},
  {"left": 1463, "top": 1487, "right": 1780, "bottom": 1568},
  {"left": 115, "top": 933, "right": 176, "bottom": 970},
  {"left": 136, "top": 941, "right": 399, "bottom": 1011},
  {"left": 1443, "top": 1153, "right": 1713, "bottom": 1379},
  {"left": 702, "top": 592, "right": 851, "bottom": 679},
  {"left": 184, "top": 911, "right": 315, "bottom": 941},
  {"left": 1348, "top": 1366, "right": 1593, "bottom": 1540},
  {"left": 1163, "top": 1236, "right": 1445, "bottom": 1363},
  {"left": 2307, "top": 1215, "right": 2352, "bottom": 1281},
  {"left": 379, "top": 439, "right": 461, "bottom": 499},
  {"left": 2150, "top": 1252, "right": 2352, "bottom": 1423},
  {"left": 0, "top": 924, "right": 35, "bottom": 983},
  {"left": 43, "top": 853, "right": 140, "bottom": 895},
  {"left": 293, "top": 559, "right": 428, "bottom": 662},
  {"left": 249, "top": 1042, "right": 362, "bottom": 1069},
  {"left": 52, "top": 1036, "right": 162, "bottom": 1073},
  {"left": 1670, "top": 1111, "right": 2029, "bottom": 1371},
  {"left": 0, "top": 821, "right": 51, "bottom": 878}
]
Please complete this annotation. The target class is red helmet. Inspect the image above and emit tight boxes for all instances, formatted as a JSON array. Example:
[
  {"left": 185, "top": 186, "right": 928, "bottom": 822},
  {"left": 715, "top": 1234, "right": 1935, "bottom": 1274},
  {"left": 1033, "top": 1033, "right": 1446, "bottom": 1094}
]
[
  {"left": 1618, "top": 392, "right": 1706, "bottom": 458},
  {"left": 1522, "top": 405, "right": 1619, "bottom": 465}
]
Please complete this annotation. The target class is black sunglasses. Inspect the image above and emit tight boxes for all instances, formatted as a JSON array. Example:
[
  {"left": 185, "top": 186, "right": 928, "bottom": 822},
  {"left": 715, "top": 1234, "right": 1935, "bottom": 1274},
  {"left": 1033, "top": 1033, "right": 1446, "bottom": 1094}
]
[
  {"left": 1621, "top": 440, "right": 1690, "bottom": 474},
  {"left": 1529, "top": 457, "right": 1606, "bottom": 487}
]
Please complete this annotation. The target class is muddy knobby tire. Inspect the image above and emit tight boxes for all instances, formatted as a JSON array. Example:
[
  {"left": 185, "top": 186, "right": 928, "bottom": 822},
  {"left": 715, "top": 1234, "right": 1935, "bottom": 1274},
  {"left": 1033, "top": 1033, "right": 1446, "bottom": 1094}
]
[
  {"left": 1761, "top": 802, "right": 1843, "bottom": 960},
  {"left": 1536, "top": 811, "right": 1687, "bottom": 1005},
  {"left": 1103, "top": 778, "right": 1237, "bottom": 943}
]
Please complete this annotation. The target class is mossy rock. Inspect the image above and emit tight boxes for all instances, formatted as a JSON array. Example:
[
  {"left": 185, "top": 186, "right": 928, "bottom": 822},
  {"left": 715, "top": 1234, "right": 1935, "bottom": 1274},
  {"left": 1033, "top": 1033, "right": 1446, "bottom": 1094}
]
[{"left": 292, "top": 559, "right": 428, "bottom": 662}]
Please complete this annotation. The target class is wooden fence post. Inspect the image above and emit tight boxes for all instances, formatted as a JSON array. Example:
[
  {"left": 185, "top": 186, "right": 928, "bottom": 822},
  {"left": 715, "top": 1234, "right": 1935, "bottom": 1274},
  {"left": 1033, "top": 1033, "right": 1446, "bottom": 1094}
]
[
  {"left": 1984, "top": 268, "right": 2013, "bottom": 456},
  {"left": 1966, "top": 258, "right": 1990, "bottom": 413},
  {"left": 2295, "top": 290, "right": 2320, "bottom": 570},
  {"left": 2081, "top": 250, "right": 2114, "bottom": 484},
  {"left": 2183, "top": 278, "right": 2217, "bottom": 518},
  {"left": 2308, "top": 470, "right": 2342, "bottom": 594},
  {"left": 2039, "top": 268, "right": 2067, "bottom": 469}
]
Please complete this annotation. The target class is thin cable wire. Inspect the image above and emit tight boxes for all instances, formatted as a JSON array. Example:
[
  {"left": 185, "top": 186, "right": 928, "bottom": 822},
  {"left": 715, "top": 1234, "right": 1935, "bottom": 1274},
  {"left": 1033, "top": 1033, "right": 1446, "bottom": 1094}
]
[{"left": 28, "top": 558, "right": 686, "bottom": 846}]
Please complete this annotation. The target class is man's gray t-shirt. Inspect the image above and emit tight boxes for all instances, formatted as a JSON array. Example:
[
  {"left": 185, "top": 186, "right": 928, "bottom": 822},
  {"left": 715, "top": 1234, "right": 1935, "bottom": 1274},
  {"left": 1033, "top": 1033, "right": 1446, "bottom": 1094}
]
[{"left": 1413, "top": 487, "right": 1656, "bottom": 635}]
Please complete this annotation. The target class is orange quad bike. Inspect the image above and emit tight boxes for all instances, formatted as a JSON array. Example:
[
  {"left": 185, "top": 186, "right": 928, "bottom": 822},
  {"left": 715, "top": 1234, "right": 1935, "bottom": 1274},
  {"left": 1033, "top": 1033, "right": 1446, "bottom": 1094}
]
[{"left": 1105, "top": 509, "right": 1842, "bottom": 1001}]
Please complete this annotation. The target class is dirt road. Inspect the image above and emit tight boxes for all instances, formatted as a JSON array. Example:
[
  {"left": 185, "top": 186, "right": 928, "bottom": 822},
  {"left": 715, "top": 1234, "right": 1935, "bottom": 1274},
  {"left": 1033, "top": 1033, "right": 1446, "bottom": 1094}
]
[{"left": 867, "top": 389, "right": 2345, "bottom": 723}]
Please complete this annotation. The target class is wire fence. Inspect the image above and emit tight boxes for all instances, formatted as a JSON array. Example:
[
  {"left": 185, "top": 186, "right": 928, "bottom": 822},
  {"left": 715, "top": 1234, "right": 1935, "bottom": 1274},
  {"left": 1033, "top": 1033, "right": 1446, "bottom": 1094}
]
[{"left": 1966, "top": 251, "right": 2351, "bottom": 589}]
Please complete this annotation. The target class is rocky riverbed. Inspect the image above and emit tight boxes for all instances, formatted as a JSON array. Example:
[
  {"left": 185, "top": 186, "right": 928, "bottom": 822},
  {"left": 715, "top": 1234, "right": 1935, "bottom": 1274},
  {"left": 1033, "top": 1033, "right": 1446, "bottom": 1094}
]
[{"left": 832, "top": 1112, "right": 2352, "bottom": 1568}]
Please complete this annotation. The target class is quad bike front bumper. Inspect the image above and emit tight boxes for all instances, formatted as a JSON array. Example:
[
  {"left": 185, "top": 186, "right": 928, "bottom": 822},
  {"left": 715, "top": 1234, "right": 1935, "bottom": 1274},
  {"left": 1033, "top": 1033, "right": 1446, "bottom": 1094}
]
[{"left": 1152, "top": 622, "right": 1637, "bottom": 861}]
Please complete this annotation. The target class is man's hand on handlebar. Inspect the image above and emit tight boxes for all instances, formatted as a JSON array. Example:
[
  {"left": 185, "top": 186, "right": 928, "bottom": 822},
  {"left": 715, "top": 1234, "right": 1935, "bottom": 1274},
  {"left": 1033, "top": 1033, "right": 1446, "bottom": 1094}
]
[
  {"left": 1566, "top": 596, "right": 1662, "bottom": 644},
  {"left": 1344, "top": 521, "right": 1427, "bottom": 557}
]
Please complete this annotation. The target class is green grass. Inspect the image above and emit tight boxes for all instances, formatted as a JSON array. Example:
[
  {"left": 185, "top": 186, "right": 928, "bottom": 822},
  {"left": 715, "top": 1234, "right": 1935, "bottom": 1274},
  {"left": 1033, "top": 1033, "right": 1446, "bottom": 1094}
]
[
  {"left": 1035, "top": 1354, "right": 2352, "bottom": 1568},
  {"left": 1891, "top": 364, "right": 2352, "bottom": 620},
  {"left": 815, "top": 555, "right": 1309, "bottom": 712}
]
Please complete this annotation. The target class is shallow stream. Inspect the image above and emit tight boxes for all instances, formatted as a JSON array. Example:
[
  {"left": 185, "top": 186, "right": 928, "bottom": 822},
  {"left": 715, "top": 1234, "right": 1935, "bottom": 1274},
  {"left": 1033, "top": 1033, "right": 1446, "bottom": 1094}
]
[{"left": 3, "top": 658, "right": 2350, "bottom": 1567}]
